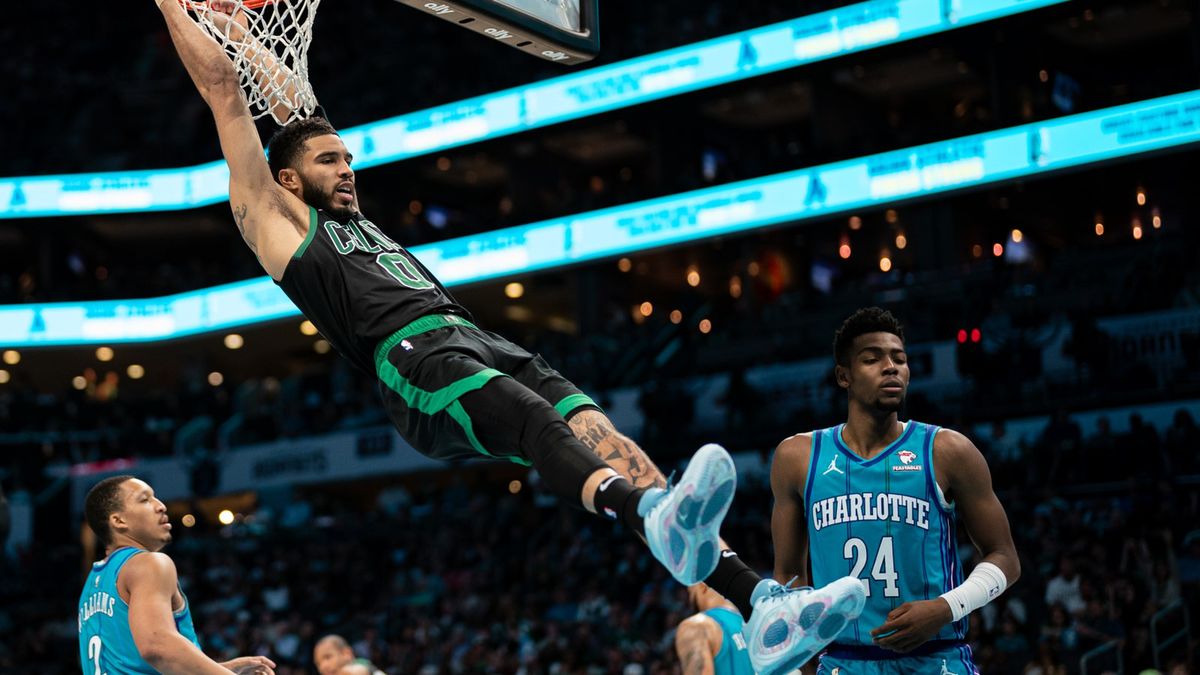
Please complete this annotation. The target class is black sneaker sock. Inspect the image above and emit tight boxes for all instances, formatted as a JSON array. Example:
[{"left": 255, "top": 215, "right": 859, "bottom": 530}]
[
  {"left": 590, "top": 474, "right": 647, "bottom": 536},
  {"left": 703, "top": 550, "right": 761, "bottom": 620}
]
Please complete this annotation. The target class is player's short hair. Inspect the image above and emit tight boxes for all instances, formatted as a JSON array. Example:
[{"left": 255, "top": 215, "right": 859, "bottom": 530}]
[
  {"left": 266, "top": 115, "right": 340, "bottom": 180},
  {"left": 317, "top": 634, "right": 351, "bottom": 651},
  {"left": 833, "top": 307, "right": 905, "bottom": 366},
  {"left": 84, "top": 475, "right": 134, "bottom": 547}
]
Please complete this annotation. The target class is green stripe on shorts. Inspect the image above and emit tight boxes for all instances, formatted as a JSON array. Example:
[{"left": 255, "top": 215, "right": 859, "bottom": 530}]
[
  {"left": 447, "top": 400, "right": 531, "bottom": 466},
  {"left": 375, "top": 360, "right": 503, "bottom": 416},
  {"left": 374, "top": 315, "right": 497, "bottom": 415},
  {"left": 374, "top": 314, "right": 478, "bottom": 365},
  {"left": 554, "top": 393, "right": 601, "bottom": 419},
  {"left": 375, "top": 315, "right": 519, "bottom": 462}
]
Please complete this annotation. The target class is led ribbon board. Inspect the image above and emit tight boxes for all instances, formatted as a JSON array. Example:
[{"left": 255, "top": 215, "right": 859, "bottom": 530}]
[
  {"left": 0, "top": 0, "right": 1065, "bottom": 219},
  {"left": 1, "top": 90, "right": 1197, "bottom": 347}
]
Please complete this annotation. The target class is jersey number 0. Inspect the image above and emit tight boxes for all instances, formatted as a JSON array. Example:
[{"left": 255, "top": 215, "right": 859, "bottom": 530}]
[{"left": 376, "top": 252, "right": 435, "bottom": 290}]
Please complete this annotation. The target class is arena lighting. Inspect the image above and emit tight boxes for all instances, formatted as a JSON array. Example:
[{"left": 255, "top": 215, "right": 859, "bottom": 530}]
[
  {"left": 217, "top": 510, "right": 235, "bottom": 526},
  {"left": 2, "top": 350, "right": 18, "bottom": 365},
  {"left": 617, "top": 258, "right": 632, "bottom": 272},
  {"left": 95, "top": 347, "right": 114, "bottom": 362},
  {"left": 669, "top": 310, "right": 683, "bottom": 324},
  {"left": 0, "top": 0, "right": 1067, "bottom": 218},
  {"left": 299, "top": 320, "right": 318, "bottom": 336},
  {"left": 504, "top": 282, "right": 525, "bottom": 299},
  {"left": 126, "top": 364, "right": 145, "bottom": 379},
  {"left": 895, "top": 233, "right": 907, "bottom": 249},
  {"left": 0, "top": 370, "right": 9, "bottom": 384},
  {"left": 639, "top": 302, "right": 653, "bottom": 317},
  {"left": 208, "top": 372, "right": 224, "bottom": 387},
  {"left": 1, "top": 90, "right": 1198, "bottom": 347}
]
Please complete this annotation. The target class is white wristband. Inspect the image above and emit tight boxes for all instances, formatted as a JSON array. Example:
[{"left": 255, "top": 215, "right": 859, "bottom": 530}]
[{"left": 939, "top": 561, "right": 1007, "bottom": 622}]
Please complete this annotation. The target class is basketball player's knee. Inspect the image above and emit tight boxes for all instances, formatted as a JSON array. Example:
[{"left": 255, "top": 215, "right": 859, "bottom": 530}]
[{"left": 521, "top": 401, "right": 608, "bottom": 501}]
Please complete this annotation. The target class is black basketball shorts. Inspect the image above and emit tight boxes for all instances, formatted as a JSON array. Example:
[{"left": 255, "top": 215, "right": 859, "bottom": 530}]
[{"left": 373, "top": 314, "right": 599, "bottom": 465}]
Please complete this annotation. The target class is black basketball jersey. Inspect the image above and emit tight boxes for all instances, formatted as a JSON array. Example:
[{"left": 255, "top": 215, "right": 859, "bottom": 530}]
[{"left": 276, "top": 207, "right": 471, "bottom": 373}]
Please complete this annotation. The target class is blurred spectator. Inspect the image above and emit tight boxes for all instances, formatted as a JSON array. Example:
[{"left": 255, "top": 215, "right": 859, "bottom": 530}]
[{"left": 1045, "top": 557, "right": 1087, "bottom": 617}]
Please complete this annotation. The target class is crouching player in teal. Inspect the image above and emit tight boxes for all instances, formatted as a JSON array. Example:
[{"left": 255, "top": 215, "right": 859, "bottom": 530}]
[
  {"left": 78, "top": 475, "right": 276, "bottom": 675},
  {"left": 676, "top": 584, "right": 754, "bottom": 675},
  {"left": 766, "top": 308, "right": 1021, "bottom": 674}
]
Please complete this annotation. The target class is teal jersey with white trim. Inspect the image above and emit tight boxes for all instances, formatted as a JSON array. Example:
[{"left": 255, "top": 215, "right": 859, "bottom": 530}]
[
  {"left": 804, "top": 422, "right": 965, "bottom": 646},
  {"left": 703, "top": 607, "right": 754, "bottom": 675},
  {"left": 78, "top": 547, "right": 201, "bottom": 674}
]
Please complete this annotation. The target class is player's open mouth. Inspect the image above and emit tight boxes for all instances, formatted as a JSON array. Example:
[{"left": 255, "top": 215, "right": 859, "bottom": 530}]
[{"left": 335, "top": 183, "right": 354, "bottom": 202}]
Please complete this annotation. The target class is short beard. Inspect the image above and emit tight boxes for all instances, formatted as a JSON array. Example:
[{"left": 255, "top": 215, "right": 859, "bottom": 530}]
[
  {"left": 301, "top": 176, "right": 354, "bottom": 218},
  {"left": 872, "top": 396, "right": 904, "bottom": 414}
]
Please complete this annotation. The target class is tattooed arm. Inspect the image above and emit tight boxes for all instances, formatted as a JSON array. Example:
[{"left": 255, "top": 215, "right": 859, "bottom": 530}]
[
  {"left": 567, "top": 409, "right": 667, "bottom": 489},
  {"left": 675, "top": 614, "right": 719, "bottom": 675},
  {"left": 157, "top": 0, "right": 307, "bottom": 280}
]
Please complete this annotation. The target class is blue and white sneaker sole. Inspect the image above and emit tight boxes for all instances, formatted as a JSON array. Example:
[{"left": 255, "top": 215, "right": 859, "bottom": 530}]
[
  {"left": 753, "top": 577, "right": 868, "bottom": 675},
  {"left": 644, "top": 443, "right": 736, "bottom": 585}
]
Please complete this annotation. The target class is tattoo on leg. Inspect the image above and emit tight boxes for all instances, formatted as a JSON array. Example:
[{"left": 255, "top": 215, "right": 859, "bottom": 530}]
[{"left": 569, "top": 413, "right": 666, "bottom": 489}]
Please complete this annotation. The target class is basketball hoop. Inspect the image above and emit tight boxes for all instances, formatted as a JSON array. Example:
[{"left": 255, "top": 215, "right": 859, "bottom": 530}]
[{"left": 183, "top": 0, "right": 321, "bottom": 125}]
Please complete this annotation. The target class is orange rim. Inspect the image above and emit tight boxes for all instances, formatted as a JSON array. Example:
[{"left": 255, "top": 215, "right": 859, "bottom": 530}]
[{"left": 182, "top": 0, "right": 279, "bottom": 9}]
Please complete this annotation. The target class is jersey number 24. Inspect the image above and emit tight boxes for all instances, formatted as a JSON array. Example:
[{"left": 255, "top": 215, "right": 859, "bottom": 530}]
[{"left": 844, "top": 536, "right": 900, "bottom": 597}]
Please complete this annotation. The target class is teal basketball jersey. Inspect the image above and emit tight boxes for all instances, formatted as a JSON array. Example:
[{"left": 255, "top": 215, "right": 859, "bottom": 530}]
[
  {"left": 703, "top": 607, "right": 754, "bottom": 675},
  {"left": 78, "top": 547, "right": 201, "bottom": 674},
  {"left": 804, "top": 422, "right": 965, "bottom": 647}
]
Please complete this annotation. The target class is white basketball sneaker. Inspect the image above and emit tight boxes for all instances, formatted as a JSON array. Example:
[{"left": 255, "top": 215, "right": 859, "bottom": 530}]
[
  {"left": 639, "top": 443, "right": 736, "bottom": 586},
  {"left": 744, "top": 576, "right": 867, "bottom": 675}
]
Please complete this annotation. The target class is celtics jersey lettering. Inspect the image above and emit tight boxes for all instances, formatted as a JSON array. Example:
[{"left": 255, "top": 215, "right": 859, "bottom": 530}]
[
  {"left": 78, "top": 547, "right": 200, "bottom": 674},
  {"left": 804, "top": 422, "right": 966, "bottom": 647},
  {"left": 277, "top": 207, "right": 471, "bottom": 374}
]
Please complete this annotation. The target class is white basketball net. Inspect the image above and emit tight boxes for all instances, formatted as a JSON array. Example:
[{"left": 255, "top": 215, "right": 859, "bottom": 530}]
[{"left": 185, "top": 0, "right": 321, "bottom": 125}]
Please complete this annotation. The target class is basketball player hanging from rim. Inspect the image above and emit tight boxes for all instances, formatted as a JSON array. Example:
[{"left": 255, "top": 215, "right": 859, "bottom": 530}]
[{"left": 154, "top": 0, "right": 865, "bottom": 666}]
